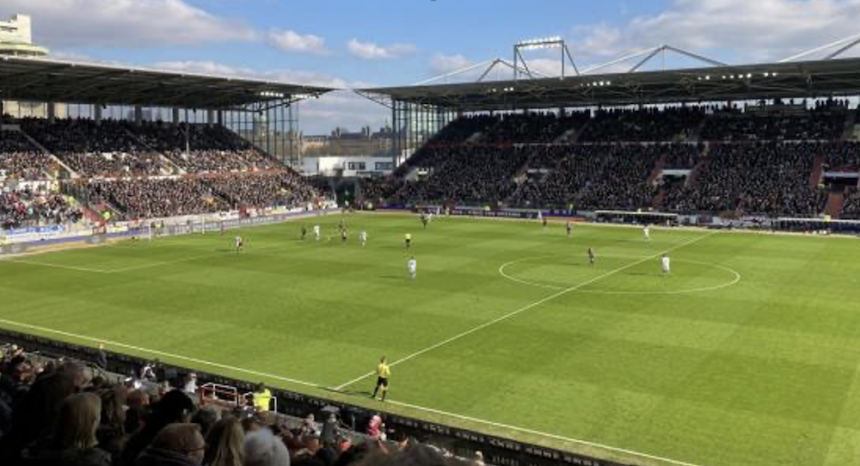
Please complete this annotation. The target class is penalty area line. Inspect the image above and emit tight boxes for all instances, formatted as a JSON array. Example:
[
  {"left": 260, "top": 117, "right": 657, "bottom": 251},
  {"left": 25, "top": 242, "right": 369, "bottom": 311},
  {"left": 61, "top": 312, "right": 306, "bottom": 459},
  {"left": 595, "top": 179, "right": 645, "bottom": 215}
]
[
  {"left": 0, "top": 317, "right": 323, "bottom": 390},
  {"left": 333, "top": 231, "right": 718, "bottom": 391}
]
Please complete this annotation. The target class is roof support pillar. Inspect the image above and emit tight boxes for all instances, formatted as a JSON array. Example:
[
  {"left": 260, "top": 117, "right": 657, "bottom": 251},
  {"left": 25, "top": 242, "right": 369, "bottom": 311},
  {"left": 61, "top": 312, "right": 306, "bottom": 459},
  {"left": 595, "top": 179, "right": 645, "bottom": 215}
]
[
  {"left": 47, "top": 102, "right": 56, "bottom": 123},
  {"left": 217, "top": 110, "right": 223, "bottom": 126},
  {"left": 172, "top": 108, "right": 180, "bottom": 125},
  {"left": 134, "top": 106, "right": 143, "bottom": 124},
  {"left": 93, "top": 104, "right": 102, "bottom": 124},
  {"left": 207, "top": 109, "right": 215, "bottom": 126}
]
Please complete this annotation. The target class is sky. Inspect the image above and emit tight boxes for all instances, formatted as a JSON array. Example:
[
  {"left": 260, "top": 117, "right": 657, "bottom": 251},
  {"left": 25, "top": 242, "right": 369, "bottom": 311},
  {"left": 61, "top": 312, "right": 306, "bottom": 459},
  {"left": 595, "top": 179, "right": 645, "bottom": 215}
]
[{"left": 3, "top": 0, "right": 860, "bottom": 134}]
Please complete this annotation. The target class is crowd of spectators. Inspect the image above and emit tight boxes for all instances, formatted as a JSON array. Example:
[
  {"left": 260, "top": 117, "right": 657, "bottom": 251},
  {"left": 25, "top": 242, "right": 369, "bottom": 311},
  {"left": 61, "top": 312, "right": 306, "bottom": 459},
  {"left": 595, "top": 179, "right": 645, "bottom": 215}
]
[
  {"left": 841, "top": 188, "right": 860, "bottom": 219},
  {"left": 20, "top": 119, "right": 169, "bottom": 178},
  {"left": 423, "top": 115, "right": 496, "bottom": 146},
  {"left": 510, "top": 144, "right": 661, "bottom": 210},
  {"left": 204, "top": 172, "right": 318, "bottom": 210},
  {"left": 84, "top": 178, "right": 229, "bottom": 219},
  {"left": 0, "top": 345, "right": 479, "bottom": 466},
  {"left": 478, "top": 112, "right": 589, "bottom": 144},
  {"left": 81, "top": 170, "right": 319, "bottom": 219},
  {"left": 134, "top": 123, "right": 279, "bottom": 173},
  {"left": 820, "top": 141, "right": 860, "bottom": 172},
  {"left": 700, "top": 102, "right": 848, "bottom": 142},
  {"left": 1, "top": 132, "right": 57, "bottom": 181},
  {"left": 578, "top": 107, "right": 705, "bottom": 142},
  {"left": 0, "top": 190, "right": 82, "bottom": 229},
  {"left": 390, "top": 146, "right": 528, "bottom": 204},
  {"left": 663, "top": 142, "right": 825, "bottom": 216}
]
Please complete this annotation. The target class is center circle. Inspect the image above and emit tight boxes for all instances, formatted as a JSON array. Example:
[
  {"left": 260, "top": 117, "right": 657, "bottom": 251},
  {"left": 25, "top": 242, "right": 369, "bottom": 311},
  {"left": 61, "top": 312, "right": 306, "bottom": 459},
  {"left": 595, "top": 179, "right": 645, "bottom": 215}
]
[{"left": 499, "top": 254, "right": 741, "bottom": 295}]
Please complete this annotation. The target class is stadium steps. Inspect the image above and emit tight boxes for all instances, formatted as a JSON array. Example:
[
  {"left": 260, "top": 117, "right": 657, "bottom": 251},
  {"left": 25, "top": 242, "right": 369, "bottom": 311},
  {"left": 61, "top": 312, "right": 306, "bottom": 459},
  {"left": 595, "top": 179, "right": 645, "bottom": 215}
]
[
  {"left": 826, "top": 189, "right": 845, "bottom": 219},
  {"left": 651, "top": 188, "right": 667, "bottom": 209},
  {"left": 18, "top": 128, "right": 79, "bottom": 179},
  {"left": 552, "top": 128, "right": 577, "bottom": 143},
  {"left": 647, "top": 152, "right": 668, "bottom": 184},
  {"left": 552, "top": 122, "right": 587, "bottom": 144},
  {"left": 123, "top": 127, "right": 186, "bottom": 174},
  {"left": 810, "top": 155, "right": 825, "bottom": 188},
  {"left": 685, "top": 145, "right": 709, "bottom": 188},
  {"left": 842, "top": 111, "right": 857, "bottom": 140}
]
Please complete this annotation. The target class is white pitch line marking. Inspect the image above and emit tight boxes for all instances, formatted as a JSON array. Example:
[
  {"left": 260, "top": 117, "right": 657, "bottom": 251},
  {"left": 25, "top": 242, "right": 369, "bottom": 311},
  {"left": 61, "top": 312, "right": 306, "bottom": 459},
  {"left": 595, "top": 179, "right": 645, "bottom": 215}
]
[
  {"left": 0, "top": 258, "right": 111, "bottom": 274},
  {"left": 0, "top": 316, "right": 704, "bottom": 466},
  {"left": 333, "top": 231, "right": 718, "bottom": 391},
  {"left": 0, "top": 317, "right": 322, "bottom": 389},
  {"left": 499, "top": 256, "right": 741, "bottom": 295},
  {"left": 385, "top": 398, "right": 705, "bottom": 466}
]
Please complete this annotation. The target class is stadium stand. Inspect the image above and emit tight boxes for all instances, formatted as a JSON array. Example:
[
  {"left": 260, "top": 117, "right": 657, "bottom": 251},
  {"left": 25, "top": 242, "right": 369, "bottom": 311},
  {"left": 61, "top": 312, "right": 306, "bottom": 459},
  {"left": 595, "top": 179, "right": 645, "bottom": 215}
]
[
  {"left": 0, "top": 340, "right": 483, "bottom": 466},
  {"left": 364, "top": 101, "right": 857, "bottom": 219},
  {"left": 0, "top": 131, "right": 56, "bottom": 181},
  {"left": 0, "top": 190, "right": 81, "bottom": 229}
]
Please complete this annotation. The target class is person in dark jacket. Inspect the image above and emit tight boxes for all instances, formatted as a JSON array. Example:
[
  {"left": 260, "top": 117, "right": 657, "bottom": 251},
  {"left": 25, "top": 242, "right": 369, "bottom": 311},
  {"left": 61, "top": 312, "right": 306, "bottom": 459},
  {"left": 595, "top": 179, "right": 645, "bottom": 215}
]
[
  {"left": 20, "top": 392, "right": 112, "bottom": 466},
  {"left": 135, "top": 423, "right": 205, "bottom": 466},
  {"left": 122, "top": 390, "right": 196, "bottom": 466}
]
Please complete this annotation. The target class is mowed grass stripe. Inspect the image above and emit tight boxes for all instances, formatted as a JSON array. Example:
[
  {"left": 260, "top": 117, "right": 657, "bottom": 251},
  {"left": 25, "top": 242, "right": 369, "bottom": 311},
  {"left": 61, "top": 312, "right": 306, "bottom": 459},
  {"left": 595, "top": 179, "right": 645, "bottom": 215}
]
[{"left": 2, "top": 215, "right": 860, "bottom": 465}]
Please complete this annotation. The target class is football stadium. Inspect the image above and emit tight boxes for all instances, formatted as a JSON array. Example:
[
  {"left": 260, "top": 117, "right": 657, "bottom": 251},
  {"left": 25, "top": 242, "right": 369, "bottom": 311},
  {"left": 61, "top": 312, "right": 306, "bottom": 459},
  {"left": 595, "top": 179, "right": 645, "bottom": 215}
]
[{"left": 2, "top": 3, "right": 860, "bottom": 466}]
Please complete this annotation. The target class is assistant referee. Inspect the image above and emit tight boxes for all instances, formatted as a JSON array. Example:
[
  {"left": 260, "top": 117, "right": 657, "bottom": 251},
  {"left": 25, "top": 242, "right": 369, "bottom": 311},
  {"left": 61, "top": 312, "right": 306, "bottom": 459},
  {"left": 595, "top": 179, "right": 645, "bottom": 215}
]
[{"left": 371, "top": 356, "right": 391, "bottom": 401}]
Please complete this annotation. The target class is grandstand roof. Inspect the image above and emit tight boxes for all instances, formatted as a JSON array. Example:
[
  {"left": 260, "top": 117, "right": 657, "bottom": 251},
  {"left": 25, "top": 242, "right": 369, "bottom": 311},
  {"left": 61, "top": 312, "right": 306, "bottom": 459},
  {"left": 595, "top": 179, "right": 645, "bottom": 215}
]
[
  {"left": 363, "top": 57, "right": 860, "bottom": 111},
  {"left": 0, "top": 56, "right": 334, "bottom": 109}
]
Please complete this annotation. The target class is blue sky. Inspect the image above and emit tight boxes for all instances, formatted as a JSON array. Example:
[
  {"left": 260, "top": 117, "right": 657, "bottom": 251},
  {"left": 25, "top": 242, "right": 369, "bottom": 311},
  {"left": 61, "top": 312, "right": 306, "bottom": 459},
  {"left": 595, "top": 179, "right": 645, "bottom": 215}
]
[{"left": 4, "top": 0, "right": 860, "bottom": 133}]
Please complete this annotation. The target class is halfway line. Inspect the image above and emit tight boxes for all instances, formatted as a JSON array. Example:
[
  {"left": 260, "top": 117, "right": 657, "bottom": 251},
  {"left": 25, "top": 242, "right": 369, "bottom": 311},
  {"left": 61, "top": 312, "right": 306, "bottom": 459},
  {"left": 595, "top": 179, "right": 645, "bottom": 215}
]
[{"left": 333, "top": 231, "right": 718, "bottom": 391}]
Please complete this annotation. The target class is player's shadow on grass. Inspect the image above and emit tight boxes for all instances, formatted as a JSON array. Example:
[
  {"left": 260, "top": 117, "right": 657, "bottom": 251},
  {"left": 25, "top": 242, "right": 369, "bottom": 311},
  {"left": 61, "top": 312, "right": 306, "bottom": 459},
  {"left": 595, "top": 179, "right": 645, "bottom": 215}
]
[{"left": 332, "top": 388, "right": 373, "bottom": 397}]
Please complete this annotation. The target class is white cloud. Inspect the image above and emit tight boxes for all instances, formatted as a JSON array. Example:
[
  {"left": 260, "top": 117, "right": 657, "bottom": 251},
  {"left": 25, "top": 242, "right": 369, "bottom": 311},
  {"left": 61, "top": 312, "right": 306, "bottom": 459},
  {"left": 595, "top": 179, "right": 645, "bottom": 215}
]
[
  {"left": 347, "top": 38, "right": 417, "bottom": 60},
  {"left": 569, "top": 0, "right": 860, "bottom": 64},
  {"left": 429, "top": 53, "right": 473, "bottom": 74},
  {"left": 267, "top": 29, "right": 329, "bottom": 55},
  {"left": 0, "top": 0, "right": 257, "bottom": 47},
  {"left": 150, "top": 61, "right": 387, "bottom": 134}
]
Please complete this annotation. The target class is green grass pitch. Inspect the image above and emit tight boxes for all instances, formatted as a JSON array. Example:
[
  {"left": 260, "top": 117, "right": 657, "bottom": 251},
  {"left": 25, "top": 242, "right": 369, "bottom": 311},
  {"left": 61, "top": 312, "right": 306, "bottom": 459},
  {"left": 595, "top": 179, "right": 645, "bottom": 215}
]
[{"left": 2, "top": 212, "right": 860, "bottom": 466}]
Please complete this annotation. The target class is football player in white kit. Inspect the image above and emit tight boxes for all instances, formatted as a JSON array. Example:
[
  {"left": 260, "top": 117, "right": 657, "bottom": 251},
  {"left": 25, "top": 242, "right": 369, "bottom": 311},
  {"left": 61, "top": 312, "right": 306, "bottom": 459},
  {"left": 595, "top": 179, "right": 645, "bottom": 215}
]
[
  {"left": 235, "top": 235, "right": 244, "bottom": 254},
  {"left": 643, "top": 224, "right": 651, "bottom": 241},
  {"left": 407, "top": 256, "right": 417, "bottom": 280},
  {"left": 360, "top": 230, "right": 367, "bottom": 246},
  {"left": 661, "top": 253, "right": 671, "bottom": 274},
  {"left": 314, "top": 224, "right": 321, "bottom": 241}
]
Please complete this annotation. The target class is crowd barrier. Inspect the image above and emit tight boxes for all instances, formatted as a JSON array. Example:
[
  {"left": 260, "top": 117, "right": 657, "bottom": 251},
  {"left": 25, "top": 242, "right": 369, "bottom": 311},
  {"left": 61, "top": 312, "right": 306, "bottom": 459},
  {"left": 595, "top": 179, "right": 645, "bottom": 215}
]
[
  {"left": 0, "top": 328, "right": 636, "bottom": 466},
  {"left": 0, "top": 207, "right": 340, "bottom": 255}
]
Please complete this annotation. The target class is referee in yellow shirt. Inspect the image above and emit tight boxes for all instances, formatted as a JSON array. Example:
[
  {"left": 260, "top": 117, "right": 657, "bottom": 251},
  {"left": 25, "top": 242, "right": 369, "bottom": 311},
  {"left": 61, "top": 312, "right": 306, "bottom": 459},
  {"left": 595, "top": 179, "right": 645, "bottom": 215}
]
[
  {"left": 371, "top": 356, "right": 391, "bottom": 401},
  {"left": 404, "top": 233, "right": 412, "bottom": 249}
]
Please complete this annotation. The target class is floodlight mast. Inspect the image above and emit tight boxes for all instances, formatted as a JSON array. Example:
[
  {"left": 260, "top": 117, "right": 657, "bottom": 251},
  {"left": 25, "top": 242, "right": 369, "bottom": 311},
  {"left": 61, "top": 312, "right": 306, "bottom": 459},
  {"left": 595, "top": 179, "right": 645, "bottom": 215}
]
[{"left": 513, "top": 36, "right": 579, "bottom": 81}]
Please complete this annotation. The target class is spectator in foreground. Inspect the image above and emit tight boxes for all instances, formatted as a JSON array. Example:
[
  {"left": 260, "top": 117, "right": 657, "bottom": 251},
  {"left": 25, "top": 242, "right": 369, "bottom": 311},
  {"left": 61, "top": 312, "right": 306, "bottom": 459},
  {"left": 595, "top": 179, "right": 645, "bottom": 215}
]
[
  {"left": 202, "top": 417, "right": 244, "bottom": 466},
  {"left": 190, "top": 406, "right": 219, "bottom": 438},
  {"left": 20, "top": 392, "right": 112, "bottom": 466},
  {"left": 0, "top": 371, "right": 78, "bottom": 464},
  {"left": 134, "top": 423, "right": 205, "bottom": 466},
  {"left": 96, "top": 386, "right": 128, "bottom": 466},
  {"left": 242, "top": 429, "right": 290, "bottom": 466},
  {"left": 121, "top": 390, "right": 196, "bottom": 466}
]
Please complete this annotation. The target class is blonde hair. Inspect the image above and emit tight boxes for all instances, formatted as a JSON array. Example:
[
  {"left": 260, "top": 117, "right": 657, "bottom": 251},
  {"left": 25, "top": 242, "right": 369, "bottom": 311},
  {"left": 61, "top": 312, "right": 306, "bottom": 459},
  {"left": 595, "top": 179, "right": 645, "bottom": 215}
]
[
  {"left": 204, "top": 417, "right": 245, "bottom": 466},
  {"left": 53, "top": 392, "right": 101, "bottom": 449}
]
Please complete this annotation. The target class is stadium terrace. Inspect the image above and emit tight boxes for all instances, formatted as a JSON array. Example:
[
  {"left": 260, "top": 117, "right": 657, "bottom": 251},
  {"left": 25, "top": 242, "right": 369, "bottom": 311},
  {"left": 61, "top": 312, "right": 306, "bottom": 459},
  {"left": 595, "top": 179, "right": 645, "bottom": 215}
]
[{"left": 5, "top": 20, "right": 860, "bottom": 466}]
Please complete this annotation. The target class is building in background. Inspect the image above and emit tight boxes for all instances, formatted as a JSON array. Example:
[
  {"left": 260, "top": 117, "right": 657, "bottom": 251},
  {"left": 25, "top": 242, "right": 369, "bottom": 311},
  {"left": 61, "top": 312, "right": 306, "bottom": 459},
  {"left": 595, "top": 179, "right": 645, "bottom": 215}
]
[
  {"left": 0, "top": 14, "right": 66, "bottom": 119},
  {"left": 0, "top": 14, "right": 48, "bottom": 57}
]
